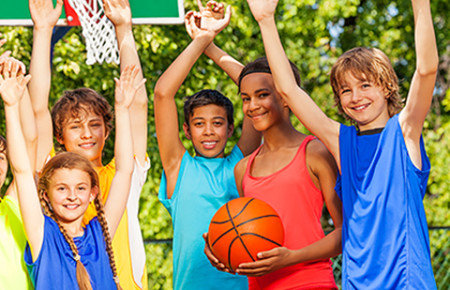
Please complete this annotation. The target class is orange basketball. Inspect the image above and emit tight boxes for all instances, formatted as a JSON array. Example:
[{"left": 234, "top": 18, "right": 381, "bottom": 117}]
[{"left": 208, "top": 197, "right": 284, "bottom": 272}]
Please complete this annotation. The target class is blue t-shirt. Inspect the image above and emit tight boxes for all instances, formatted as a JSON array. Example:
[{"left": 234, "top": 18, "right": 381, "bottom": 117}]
[
  {"left": 25, "top": 216, "right": 117, "bottom": 290},
  {"left": 336, "top": 114, "right": 436, "bottom": 289},
  {"left": 159, "top": 145, "right": 248, "bottom": 290}
]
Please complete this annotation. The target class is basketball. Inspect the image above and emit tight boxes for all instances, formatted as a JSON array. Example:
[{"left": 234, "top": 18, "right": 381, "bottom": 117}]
[{"left": 208, "top": 197, "right": 284, "bottom": 272}]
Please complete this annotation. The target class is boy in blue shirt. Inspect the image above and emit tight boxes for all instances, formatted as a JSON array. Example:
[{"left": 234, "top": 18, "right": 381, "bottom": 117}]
[
  {"left": 246, "top": 0, "right": 438, "bottom": 288},
  {"left": 153, "top": 2, "right": 260, "bottom": 289}
]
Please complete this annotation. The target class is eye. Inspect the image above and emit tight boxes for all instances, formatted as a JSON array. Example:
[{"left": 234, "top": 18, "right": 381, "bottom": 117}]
[
  {"left": 57, "top": 186, "right": 66, "bottom": 192},
  {"left": 69, "top": 125, "right": 80, "bottom": 130},
  {"left": 213, "top": 121, "right": 224, "bottom": 126},
  {"left": 77, "top": 186, "right": 87, "bottom": 191},
  {"left": 340, "top": 88, "right": 350, "bottom": 95},
  {"left": 241, "top": 95, "right": 250, "bottom": 102},
  {"left": 91, "top": 122, "right": 102, "bottom": 127},
  {"left": 258, "top": 93, "right": 269, "bottom": 98},
  {"left": 193, "top": 121, "right": 203, "bottom": 127},
  {"left": 362, "top": 83, "right": 371, "bottom": 89}
]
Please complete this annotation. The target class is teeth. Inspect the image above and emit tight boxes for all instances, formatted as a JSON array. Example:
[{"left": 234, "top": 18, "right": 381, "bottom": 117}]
[
  {"left": 203, "top": 142, "right": 216, "bottom": 145},
  {"left": 354, "top": 105, "right": 367, "bottom": 110},
  {"left": 65, "top": 204, "right": 79, "bottom": 209}
]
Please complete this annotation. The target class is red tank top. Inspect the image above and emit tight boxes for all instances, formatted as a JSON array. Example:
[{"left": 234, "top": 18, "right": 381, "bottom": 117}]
[{"left": 243, "top": 136, "right": 337, "bottom": 290}]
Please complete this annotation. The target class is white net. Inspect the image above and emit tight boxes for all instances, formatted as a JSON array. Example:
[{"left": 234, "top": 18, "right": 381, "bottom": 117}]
[{"left": 67, "top": 0, "right": 119, "bottom": 65}]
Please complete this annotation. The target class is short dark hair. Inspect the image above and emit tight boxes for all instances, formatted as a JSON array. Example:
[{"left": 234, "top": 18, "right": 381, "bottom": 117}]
[
  {"left": 238, "top": 57, "right": 301, "bottom": 91},
  {"left": 183, "top": 89, "right": 234, "bottom": 127}
]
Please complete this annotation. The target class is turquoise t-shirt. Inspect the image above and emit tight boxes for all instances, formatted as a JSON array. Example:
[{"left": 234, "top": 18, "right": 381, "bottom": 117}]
[
  {"left": 25, "top": 216, "right": 117, "bottom": 290},
  {"left": 337, "top": 114, "right": 436, "bottom": 289},
  {"left": 159, "top": 145, "right": 248, "bottom": 290},
  {"left": 0, "top": 195, "right": 33, "bottom": 289}
]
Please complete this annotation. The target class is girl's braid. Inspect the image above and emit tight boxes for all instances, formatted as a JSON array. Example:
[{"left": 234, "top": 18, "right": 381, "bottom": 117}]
[{"left": 93, "top": 196, "right": 123, "bottom": 290}]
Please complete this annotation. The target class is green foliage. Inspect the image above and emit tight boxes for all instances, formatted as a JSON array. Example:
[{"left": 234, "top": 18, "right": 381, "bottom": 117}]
[{"left": 0, "top": 0, "right": 448, "bottom": 288}]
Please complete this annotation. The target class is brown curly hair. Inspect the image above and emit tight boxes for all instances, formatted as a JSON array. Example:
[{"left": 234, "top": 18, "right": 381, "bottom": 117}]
[{"left": 51, "top": 88, "right": 113, "bottom": 143}]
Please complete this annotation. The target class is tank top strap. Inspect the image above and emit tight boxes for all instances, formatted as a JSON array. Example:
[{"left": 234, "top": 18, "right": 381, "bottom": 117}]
[{"left": 244, "top": 144, "right": 263, "bottom": 179}]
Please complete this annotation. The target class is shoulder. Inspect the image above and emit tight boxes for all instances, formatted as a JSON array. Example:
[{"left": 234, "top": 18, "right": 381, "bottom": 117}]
[
  {"left": 306, "top": 138, "right": 337, "bottom": 172},
  {"left": 235, "top": 155, "right": 250, "bottom": 177}
]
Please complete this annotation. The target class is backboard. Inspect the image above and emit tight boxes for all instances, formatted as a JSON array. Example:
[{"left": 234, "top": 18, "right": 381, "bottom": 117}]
[{"left": 0, "top": 0, "right": 184, "bottom": 26}]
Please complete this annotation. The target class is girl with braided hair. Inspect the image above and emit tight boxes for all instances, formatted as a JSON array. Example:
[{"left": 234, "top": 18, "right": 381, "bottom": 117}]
[{"left": 1, "top": 63, "right": 145, "bottom": 290}]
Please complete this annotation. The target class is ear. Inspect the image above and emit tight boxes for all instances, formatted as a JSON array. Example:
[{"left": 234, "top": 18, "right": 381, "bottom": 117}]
[
  {"left": 43, "top": 191, "right": 50, "bottom": 204},
  {"left": 56, "top": 136, "right": 64, "bottom": 145},
  {"left": 183, "top": 123, "right": 192, "bottom": 140},
  {"left": 227, "top": 123, "right": 235, "bottom": 138},
  {"left": 89, "top": 185, "right": 99, "bottom": 202}
]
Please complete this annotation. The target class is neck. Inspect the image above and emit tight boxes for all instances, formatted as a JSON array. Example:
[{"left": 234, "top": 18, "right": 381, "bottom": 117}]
[{"left": 261, "top": 120, "right": 303, "bottom": 151}]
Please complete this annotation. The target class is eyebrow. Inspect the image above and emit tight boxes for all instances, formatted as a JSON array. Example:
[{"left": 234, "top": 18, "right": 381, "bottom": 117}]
[
  {"left": 241, "top": 87, "right": 271, "bottom": 95},
  {"left": 191, "top": 116, "right": 226, "bottom": 121}
]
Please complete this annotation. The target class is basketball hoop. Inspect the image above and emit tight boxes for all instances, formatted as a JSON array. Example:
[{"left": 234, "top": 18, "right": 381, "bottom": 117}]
[{"left": 65, "top": 0, "right": 119, "bottom": 65}]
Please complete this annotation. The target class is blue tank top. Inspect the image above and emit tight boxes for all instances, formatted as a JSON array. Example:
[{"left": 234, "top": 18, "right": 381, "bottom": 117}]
[
  {"left": 159, "top": 145, "right": 248, "bottom": 290},
  {"left": 336, "top": 114, "right": 436, "bottom": 289},
  {"left": 25, "top": 216, "right": 116, "bottom": 290}
]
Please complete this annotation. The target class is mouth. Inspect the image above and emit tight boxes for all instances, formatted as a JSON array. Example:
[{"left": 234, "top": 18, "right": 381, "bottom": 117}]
[
  {"left": 64, "top": 204, "right": 80, "bottom": 210},
  {"left": 249, "top": 111, "right": 267, "bottom": 120},
  {"left": 352, "top": 104, "right": 370, "bottom": 111},
  {"left": 201, "top": 141, "right": 218, "bottom": 149},
  {"left": 79, "top": 142, "right": 96, "bottom": 149}
]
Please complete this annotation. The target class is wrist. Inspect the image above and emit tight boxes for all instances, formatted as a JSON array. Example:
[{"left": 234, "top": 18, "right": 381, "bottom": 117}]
[
  {"left": 114, "top": 23, "right": 133, "bottom": 35},
  {"left": 32, "top": 25, "right": 54, "bottom": 33},
  {"left": 257, "top": 16, "right": 276, "bottom": 27}
]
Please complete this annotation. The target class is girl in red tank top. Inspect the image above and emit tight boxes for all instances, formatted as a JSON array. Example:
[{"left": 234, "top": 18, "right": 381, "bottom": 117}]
[{"left": 231, "top": 58, "right": 342, "bottom": 290}]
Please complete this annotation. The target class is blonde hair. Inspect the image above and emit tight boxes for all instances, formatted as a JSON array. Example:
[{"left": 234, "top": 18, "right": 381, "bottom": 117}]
[
  {"left": 38, "top": 152, "right": 122, "bottom": 290},
  {"left": 330, "top": 47, "right": 403, "bottom": 123}
]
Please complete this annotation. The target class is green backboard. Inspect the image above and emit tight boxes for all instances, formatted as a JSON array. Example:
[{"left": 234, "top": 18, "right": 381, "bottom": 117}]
[{"left": 0, "top": 0, "right": 184, "bottom": 26}]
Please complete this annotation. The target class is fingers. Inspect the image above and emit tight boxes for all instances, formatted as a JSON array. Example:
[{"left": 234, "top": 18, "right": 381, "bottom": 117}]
[
  {"left": 196, "top": 0, "right": 205, "bottom": 11},
  {"left": 223, "top": 5, "right": 232, "bottom": 23}
]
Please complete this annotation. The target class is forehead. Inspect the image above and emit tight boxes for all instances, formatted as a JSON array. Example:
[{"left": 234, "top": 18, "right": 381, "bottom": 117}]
[
  {"left": 240, "top": 73, "right": 274, "bottom": 93},
  {"left": 190, "top": 104, "right": 227, "bottom": 121},
  {"left": 65, "top": 109, "right": 104, "bottom": 124},
  {"left": 50, "top": 168, "right": 91, "bottom": 184}
]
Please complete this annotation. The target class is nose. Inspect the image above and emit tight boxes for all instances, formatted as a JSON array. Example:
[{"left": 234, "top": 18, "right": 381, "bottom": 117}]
[
  {"left": 351, "top": 89, "right": 362, "bottom": 103},
  {"left": 80, "top": 125, "right": 93, "bottom": 139},
  {"left": 203, "top": 122, "right": 214, "bottom": 136},
  {"left": 66, "top": 189, "right": 77, "bottom": 200},
  {"left": 248, "top": 97, "right": 260, "bottom": 111}
]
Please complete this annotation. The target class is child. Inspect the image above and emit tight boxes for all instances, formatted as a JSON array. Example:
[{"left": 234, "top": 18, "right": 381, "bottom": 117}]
[
  {"left": 153, "top": 4, "right": 260, "bottom": 289},
  {"left": 27, "top": 0, "right": 150, "bottom": 289},
  {"left": 2, "top": 63, "right": 144, "bottom": 289},
  {"left": 192, "top": 4, "right": 342, "bottom": 289},
  {"left": 247, "top": 0, "right": 438, "bottom": 288},
  {"left": 0, "top": 54, "right": 36, "bottom": 289}
]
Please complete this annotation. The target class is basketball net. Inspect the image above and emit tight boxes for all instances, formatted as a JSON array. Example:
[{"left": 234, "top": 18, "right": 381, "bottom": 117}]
[{"left": 66, "top": 0, "right": 119, "bottom": 65}]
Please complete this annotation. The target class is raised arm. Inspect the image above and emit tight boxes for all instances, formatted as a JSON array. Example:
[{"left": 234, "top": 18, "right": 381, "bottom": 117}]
[
  {"left": 153, "top": 8, "right": 231, "bottom": 197},
  {"left": 1, "top": 66, "right": 43, "bottom": 260},
  {"left": 190, "top": 1, "right": 244, "bottom": 84},
  {"left": 28, "top": 0, "right": 63, "bottom": 171},
  {"left": 246, "top": 0, "right": 341, "bottom": 165},
  {"left": 188, "top": 1, "right": 261, "bottom": 156},
  {"left": 104, "top": 65, "right": 145, "bottom": 236},
  {"left": 103, "top": 0, "right": 148, "bottom": 165},
  {"left": 399, "top": 0, "right": 438, "bottom": 161}
]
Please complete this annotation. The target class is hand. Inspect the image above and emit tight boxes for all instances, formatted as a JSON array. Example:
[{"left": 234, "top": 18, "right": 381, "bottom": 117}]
[
  {"left": 0, "top": 57, "right": 26, "bottom": 77},
  {"left": 114, "top": 65, "right": 146, "bottom": 108},
  {"left": 103, "top": 0, "right": 132, "bottom": 27},
  {"left": 0, "top": 60, "right": 31, "bottom": 107},
  {"left": 236, "top": 246, "right": 291, "bottom": 277},
  {"left": 203, "top": 233, "right": 234, "bottom": 274},
  {"left": 29, "top": 0, "right": 63, "bottom": 28},
  {"left": 246, "top": 0, "right": 278, "bottom": 23},
  {"left": 185, "top": 1, "right": 231, "bottom": 40}
]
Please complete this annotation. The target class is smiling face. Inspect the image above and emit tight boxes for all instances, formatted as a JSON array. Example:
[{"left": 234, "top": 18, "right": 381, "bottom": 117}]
[
  {"left": 44, "top": 168, "right": 97, "bottom": 226},
  {"left": 183, "top": 104, "right": 234, "bottom": 158},
  {"left": 338, "top": 72, "right": 390, "bottom": 130},
  {"left": 240, "top": 73, "right": 288, "bottom": 132},
  {"left": 58, "top": 110, "right": 108, "bottom": 168}
]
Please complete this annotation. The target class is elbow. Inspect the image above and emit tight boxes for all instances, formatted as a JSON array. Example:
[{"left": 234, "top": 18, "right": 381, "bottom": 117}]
[{"left": 417, "top": 59, "right": 439, "bottom": 77}]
